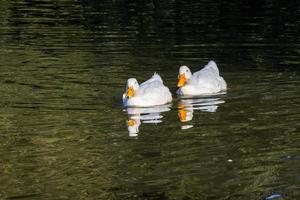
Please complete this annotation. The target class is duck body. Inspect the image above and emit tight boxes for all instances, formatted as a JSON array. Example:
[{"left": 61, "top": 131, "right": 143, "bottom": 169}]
[
  {"left": 177, "top": 61, "right": 227, "bottom": 95},
  {"left": 123, "top": 74, "right": 172, "bottom": 107}
]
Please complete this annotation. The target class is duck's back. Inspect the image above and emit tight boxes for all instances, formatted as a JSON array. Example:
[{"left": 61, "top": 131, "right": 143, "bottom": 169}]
[
  {"left": 191, "top": 61, "right": 226, "bottom": 92},
  {"left": 140, "top": 73, "right": 162, "bottom": 87},
  {"left": 133, "top": 74, "right": 172, "bottom": 106},
  {"left": 140, "top": 74, "right": 170, "bottom": 96}
]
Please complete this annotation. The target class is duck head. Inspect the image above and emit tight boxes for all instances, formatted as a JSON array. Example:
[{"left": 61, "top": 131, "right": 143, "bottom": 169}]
[
  {"left": 177, "top": 65, "right": 192, "bottom": 87},
  {"left": 125, "top": 78, "right": 139, "bottom": 98}
]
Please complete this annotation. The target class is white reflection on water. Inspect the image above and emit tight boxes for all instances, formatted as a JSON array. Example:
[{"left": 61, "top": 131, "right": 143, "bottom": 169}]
[
  {"left": 178, "top": 95, "right": 226, "bottom": 129},
  {"left": 124, "top": 104, "right": 172, "bottom": 136}
]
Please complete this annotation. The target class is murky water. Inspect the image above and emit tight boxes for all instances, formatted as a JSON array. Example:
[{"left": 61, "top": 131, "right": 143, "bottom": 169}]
[{"left": 0, "top": 1, "right": 299, "bottom": 199}]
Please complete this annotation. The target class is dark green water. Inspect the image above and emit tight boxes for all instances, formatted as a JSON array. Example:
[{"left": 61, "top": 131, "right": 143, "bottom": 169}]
[{"left": 0, "top": 1, "right": 300, "bottom": 199}]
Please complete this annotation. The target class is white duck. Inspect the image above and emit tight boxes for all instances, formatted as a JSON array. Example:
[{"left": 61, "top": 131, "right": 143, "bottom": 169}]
[
  {"left": 176, "top": 60, "right": 227, "bottom": 95},
  {"left": 122, "top": 73, "right": 172, "bottom": 107}
]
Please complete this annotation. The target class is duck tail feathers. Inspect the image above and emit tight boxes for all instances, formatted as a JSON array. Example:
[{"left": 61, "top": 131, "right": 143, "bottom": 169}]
[
  {"left": 206, "top": 60, "right": 219, "bottom": 75},
  {"left": 152, "top": 72, "right": 163, "bottom": 82}
]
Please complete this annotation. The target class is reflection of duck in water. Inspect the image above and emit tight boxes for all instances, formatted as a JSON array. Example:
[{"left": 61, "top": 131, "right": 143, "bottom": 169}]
[
  {"left": 178, "top": 97, "right": 225, "bottom": 129},
  {"left": 125, "top": 104, "right": 171, "bottom": 136},
  {"left": 127, "top": 119, "right": 141, "bottom": 137},
  {"left": 178, "top": 105, "right": 193, "bottom": 123},
  {"left": 178, "top": 104, "right": 194, "bottom": 130}
]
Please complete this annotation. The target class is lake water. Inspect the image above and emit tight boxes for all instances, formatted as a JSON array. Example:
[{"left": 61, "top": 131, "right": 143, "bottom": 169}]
[{"left": 0, "top": 1, "right": 299, "bottom": 199}]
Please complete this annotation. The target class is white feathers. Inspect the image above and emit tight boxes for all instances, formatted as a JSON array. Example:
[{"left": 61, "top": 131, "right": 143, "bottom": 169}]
[
  {"left": 177, "top": 60, "right": 227, "bottom": 95},
  {"left": 122, "top": 73, "right": 172, "bottom": 107},
  {"left": 122, "top": 60, "right": 227, "bottom": 107}
]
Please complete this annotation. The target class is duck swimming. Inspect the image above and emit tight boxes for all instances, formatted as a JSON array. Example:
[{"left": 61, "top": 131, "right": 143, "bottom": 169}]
[
  {"left": 177, "top": 60, "right": 227, "bottom": 95},
  {"left": 122, "top": 73, "right": 172, "bottom": 107}
]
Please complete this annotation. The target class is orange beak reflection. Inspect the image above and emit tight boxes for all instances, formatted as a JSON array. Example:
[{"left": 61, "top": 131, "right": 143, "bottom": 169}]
[
  {"left": 127, "top": 119, "right": 135, "bottom": 127},
  {"left": 178, "top": 106, "right": 187, "bottom": 122},
  {"left": 177, "top": 74, "right": 186, "bottom": 87},
  {"left": 127, "top": 86, "right": 134, "bottom": 98}
]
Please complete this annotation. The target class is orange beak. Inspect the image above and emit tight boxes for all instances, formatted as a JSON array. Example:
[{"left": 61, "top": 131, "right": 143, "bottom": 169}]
[
  {"left": 127, "top": 86, "right": 134, "bottom": 98},
  {"left": 178, "top": 106, "right": 187, "bottom": 122},
  {"left": 177, "top": 74, "right": 186, "bottom": 87},
  {"left": 127, "top": 119, "right": 135, "bottom": 127}
]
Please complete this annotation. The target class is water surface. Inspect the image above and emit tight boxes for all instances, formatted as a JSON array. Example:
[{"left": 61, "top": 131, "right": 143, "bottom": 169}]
[{"left": 0, "top": 1, "right": 299, "bottom": 199}]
